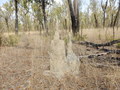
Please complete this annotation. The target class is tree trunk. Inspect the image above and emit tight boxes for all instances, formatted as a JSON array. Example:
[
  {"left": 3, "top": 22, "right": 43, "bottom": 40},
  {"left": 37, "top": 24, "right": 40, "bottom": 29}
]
[
  {"left": 41, "top": 0, "right": 48, "bottom": 33},
  {"left": 101, "top": 0, "right": 108, "bottom": 28},
  {"left": 74, "top": 0, "right": 79, "bottom": 33},
  {"left": 64, "top": 19, "right": 67, "bottom": 30},
  {"left": 67, "top": 0, "right": 79, "bottom": 36},
  {"left": 110, "top": 14, "right": 113, "bottom": 27},
  {"left": 15, "top": 0, "right": 18, "bottom": 35},
  {"left": 112, "top": 0, "right": 120, "bottom": 39},
  {"left": 5, "top": 18, "right": 9, "bottom": 33},
  {"left": 103, "top": 10, "right": 106, "bottom": 28},
  {"left": 94, "top": 14, "right": 98, "bottom": 28}
]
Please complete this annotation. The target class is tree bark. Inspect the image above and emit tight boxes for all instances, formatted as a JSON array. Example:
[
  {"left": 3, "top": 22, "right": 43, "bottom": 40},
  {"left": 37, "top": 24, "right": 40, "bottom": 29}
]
[
  {"left": 15, "top": 0, "right": 18, "bottom": 35},
  {"left": 68, "top": 0, "right": 79, "bottom": 35},
  {"left": 64, "top": 19, "right": 67, "bottom": 30},
  {"left": 94, "top": 14, "right": 98, "bottom": 28},
  {"left": 110, "top": 14, "right": 113, "bottom": 27},
  {"left": 74, "top": 0, "right": 79, "bottom": 33},
  {"left": 5, "top": 18, "right": 9, "bottom": 33},
  {"left": 41, "top": 0, "right": 48, "bottom": 33},
  {"left": 112, "top": 0, "right": 120, "bottom": 39},
  {"left": 101, "top": 0, "right": 108, "bottom": 28}
]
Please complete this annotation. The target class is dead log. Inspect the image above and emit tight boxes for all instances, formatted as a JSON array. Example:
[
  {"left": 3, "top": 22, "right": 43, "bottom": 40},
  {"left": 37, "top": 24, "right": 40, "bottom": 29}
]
[
  {"left": 79, "top": 39, "right": 120, "bottom": 48},
  {"left": 100, "top": 48, "right": 120, "bottom": 54},
  {"left": 78, "top": 53, "right": 109, "bottom": 59},
  {"left": 90, "top": 63, "right": 113, "bottom": 68},
  {"left": 107, "top": 57, "right": 120, "bottom": 61}
]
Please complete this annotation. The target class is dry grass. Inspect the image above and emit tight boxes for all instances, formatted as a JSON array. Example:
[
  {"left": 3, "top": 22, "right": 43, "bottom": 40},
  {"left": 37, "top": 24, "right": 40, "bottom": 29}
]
[
  {"left": 0, "top": 28, "right": 120, "bottom": 90},
  {"left": 82, "top": 28, "right": 120, "bottom": 43}
]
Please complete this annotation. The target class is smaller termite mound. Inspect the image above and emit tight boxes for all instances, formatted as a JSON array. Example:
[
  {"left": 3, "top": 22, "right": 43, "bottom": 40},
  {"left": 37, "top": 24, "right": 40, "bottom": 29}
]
[{"left": 49, "top": 30, "right": 80, "bottom": 78}]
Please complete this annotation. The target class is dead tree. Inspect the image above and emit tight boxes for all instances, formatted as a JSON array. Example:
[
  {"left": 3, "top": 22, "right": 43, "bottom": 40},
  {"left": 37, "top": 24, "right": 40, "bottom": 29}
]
[
  {"left": 101, "top": 0, "right": 108, "bottom": 28},
  {"left": 67, "top": 0, "right": 79, "bottom": 35}
]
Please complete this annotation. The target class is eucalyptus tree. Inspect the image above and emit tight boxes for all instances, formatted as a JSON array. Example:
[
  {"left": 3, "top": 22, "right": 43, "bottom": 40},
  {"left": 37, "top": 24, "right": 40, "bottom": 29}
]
[
  {"left": 14, "top": 0, "right": 19, "bottom": 34},
  {"left": 101, "top": 0, "right": 108, "bottom": 28},
  {"left": 107, "top": 0, "right": 117, "bottom": 27},
  {"left": 67, "top": 0, "right": 80, "bottom": 35},
  {"left": 13, "top": 0, "right": 32, "bottom": 34},
  {"left": 113, "top": 0, "right": 120, "bottom": 28},
  {"left": 112, "top": 0, "right": 120, "bottom": 39},
  {"left": 31, "top": 2, "right": 43, "bottom": 31},
  {"left": 20, "top": 0, "right": 31, "bottom": 32},
  {"left": 0, "top": 1, "right": 13, "bottom": 33},
  {"left": 48, "top": 2, "right": 67, "bottom": 30},
  {"left": 33, "top": 0, "right": 54, "bottom": 33},
  {"left": 90, "top": 0, "right": 99, "bottom": 28}
]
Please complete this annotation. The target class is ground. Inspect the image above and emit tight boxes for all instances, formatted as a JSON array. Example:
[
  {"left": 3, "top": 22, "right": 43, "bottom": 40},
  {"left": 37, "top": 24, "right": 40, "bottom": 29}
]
[{"left": 0, "top": 28, "right": 120, "bottom": 90}]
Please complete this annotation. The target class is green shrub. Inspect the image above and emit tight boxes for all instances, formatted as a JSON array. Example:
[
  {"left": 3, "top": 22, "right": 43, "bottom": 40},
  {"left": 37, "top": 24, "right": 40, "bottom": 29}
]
[
  {"left": 73, "top": 34, "right": 87, "bottom": 41},
  {"left": 63, "top": 37, "right": 69, "bottom": 45},
  {"left": 8, "top": 35, "right": 20, "bottom": 46},
  {"left": 106, "top": 36, "right": 113, "bottom": 41},
  {"left": 116, "top": 43, "right": 120, "bottom": 48},
  {"left": 1, "top": 35, "right": 20, "bottom": 46}
]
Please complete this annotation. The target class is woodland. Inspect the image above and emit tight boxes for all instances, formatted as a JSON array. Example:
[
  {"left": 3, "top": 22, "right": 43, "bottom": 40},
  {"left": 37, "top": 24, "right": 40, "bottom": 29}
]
[{"left": 0, "top": 0, "right": 120, "bottom": 89}]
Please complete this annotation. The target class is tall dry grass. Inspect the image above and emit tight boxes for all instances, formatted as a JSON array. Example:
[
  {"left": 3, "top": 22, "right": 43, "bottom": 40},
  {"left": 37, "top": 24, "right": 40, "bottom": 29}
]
[{"left": 0, "top": 28, "right": 120, "bottom": 89}]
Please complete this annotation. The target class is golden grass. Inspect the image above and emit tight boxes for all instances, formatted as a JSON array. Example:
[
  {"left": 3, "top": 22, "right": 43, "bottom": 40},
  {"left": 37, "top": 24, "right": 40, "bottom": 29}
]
[
  {"left": 0, "top": 28, "right": 120, "bottom": 89},
  {"left": 82, "top": 28, "right": 120, "bottom": 43}
]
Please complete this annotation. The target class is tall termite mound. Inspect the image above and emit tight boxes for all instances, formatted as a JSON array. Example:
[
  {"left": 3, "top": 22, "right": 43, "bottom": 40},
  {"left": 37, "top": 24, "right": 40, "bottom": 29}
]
[{"left": 49, "top": 30, "right": 80, "bottom": 78}]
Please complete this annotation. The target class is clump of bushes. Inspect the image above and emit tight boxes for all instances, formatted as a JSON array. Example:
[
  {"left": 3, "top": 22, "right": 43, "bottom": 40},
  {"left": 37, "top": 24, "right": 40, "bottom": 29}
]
[{"left": 0, "top": 34, "right": 20, "bottom": 46}]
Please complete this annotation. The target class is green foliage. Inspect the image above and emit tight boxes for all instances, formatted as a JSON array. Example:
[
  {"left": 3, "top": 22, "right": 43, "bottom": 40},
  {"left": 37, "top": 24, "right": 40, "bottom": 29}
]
[
  {"left": 105, "top": 36, "right": 115, "bottom": 41},
  {"left": 0, "top": 34, "right": 2, "bottom": 46},
  {"left": 0, "top": 35, "right": 20, "bottom": 46},
  {"left": 8, "top": 35, "right": 20, "bottom": 46},
  {"left": 63, "top": 37, "right": 69, "bottom": 45},
  {"left": 63, "top": 34, "right": 87, "bottom": 45},
  {"left": 73, "top": 34, "right": 87, "bottom": 41},
  {"left": 116, "top": 43, "right": 120, "bottom": 48}
]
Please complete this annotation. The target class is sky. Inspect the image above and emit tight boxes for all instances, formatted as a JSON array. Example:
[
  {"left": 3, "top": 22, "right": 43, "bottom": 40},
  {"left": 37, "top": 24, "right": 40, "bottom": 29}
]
[
  {"left": 0, "top": 0, "right": 62, "bottom": 6},
  {"left": 0, "top": 0, "right": 98, "bottom": 12},
  {"left": 0, "top": 0, "right": 9, "bottom": 6},
  {"left": 0, "top": 0, "right": 90, "bottom": 6},
  {"left": 0, "top": 0, "right": 90, "bottom": 12}
]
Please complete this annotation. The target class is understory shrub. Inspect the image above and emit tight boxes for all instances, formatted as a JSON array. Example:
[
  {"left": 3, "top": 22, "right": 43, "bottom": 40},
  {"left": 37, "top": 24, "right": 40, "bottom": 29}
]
[
  {"left": 73, "top": 34, "right": 87, "bottom": 41},
  {"left": 0, "top": 35, "right": 20, "bottom": 46},
  {"left": 116, "top": 43, "right": 120, "bottom": 48}
]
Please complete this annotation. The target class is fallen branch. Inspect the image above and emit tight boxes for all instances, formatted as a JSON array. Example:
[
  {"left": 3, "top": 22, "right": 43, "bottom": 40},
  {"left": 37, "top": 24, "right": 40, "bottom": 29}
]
[
  {"left": 100, "top": 48, "right": 120, "bottom": 54},
  {"left": 75, "top": 40, "right": 120, "bottom": 54},
  {"left": 78, "top": 39, "right": 120, "bottom": 48},
  {"left": 78, "top": 53, "right": 120, "bottom": 61},
  {"left": 107, "top": 57, "right": 120, "bottom": 61},
  {"left": 78, "top": 53, "right": 109, "bottom": 59},
  {"left": 89, "top": 63, "right": 113, "bottom": 68}
]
